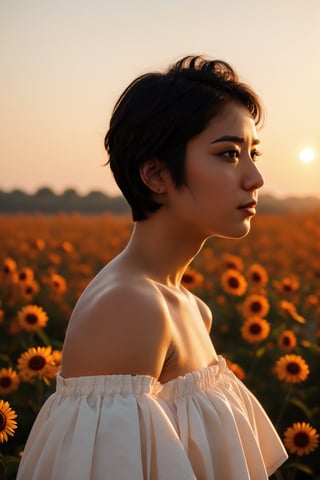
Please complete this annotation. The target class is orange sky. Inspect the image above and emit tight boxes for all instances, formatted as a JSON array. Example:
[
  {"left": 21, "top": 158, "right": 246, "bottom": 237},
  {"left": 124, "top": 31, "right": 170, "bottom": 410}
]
[{"left": 1, "top": 0, "right": 319, "bottom": 198}]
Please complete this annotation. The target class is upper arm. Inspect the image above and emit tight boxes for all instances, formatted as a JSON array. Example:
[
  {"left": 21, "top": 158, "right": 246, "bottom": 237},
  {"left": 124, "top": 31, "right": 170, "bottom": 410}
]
[
  {"left": 194, "top": 295, "right": 213, "bottom": 333},
  {"left": 62, "top": 282, "right": 172, "bottom": 379}
]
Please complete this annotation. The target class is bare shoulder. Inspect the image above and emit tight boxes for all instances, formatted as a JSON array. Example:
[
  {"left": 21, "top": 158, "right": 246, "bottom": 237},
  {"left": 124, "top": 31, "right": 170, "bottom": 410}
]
[
  {"left": 61, "top": 271, "right": 171, "bottom": 379},
  {"left": 192, "top": 293, "right": 213, "bottom": 332}
]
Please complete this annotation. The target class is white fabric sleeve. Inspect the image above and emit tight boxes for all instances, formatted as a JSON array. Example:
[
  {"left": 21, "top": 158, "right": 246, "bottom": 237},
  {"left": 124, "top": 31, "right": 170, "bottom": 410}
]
[{"left": 17, "top": 374, "right": 196, "bottom": 480}]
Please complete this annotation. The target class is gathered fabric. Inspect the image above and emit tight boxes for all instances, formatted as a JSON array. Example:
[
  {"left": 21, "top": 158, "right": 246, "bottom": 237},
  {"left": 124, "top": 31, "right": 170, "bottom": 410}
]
[{"left": 17, "top": 356, "right": 287, "bottom": 479}]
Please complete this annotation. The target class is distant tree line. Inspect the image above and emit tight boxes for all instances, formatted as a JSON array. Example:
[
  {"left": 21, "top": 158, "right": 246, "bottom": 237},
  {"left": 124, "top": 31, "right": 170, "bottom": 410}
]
[
  {"left": 0, "top": 188, "right": 319, "bottom": 214},
  {"left": 0, "top": 187, "right": 130, "bottom": 215}
]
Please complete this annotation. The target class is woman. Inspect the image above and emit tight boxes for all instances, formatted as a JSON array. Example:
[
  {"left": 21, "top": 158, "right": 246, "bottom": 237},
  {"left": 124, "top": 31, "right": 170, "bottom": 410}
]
[{"left": 17, "top": 55, "right": 288, "bottom": 479}]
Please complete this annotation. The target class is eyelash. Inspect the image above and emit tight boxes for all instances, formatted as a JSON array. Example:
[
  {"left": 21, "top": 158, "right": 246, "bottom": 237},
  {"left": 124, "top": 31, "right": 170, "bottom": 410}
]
[
  {"left": 251, "top": 149, "right": 262, "bottom": 162},
  {"left": 223, "top": 149, "right": 240, "bottom": 160},
  {"left": 222, "top": 149, "right": 262, "bottom": 162}
]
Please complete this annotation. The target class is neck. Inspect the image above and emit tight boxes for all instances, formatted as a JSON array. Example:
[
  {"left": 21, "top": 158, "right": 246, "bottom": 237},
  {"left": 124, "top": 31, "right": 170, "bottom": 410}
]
[{"left": 121, "top": 214, "right": 207, "bottom": 288}]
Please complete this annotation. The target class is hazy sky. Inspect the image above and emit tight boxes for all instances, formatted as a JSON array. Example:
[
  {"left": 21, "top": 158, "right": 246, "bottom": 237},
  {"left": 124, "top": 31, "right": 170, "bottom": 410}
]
[{"left": 1, "top": 0, "right": 319, "bottom": 198}]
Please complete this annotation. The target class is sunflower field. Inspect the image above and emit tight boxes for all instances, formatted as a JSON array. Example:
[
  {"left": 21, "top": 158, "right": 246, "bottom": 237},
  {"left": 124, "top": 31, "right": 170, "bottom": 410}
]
[{"left": 0, "top": 210, "right": 319, "bottom": 479}]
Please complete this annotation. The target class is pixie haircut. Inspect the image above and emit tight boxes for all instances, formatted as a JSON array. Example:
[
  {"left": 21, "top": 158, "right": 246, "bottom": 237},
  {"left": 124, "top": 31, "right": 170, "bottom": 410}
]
[{"left": 104, "top": 55, "right": 264, "bottom": 221}]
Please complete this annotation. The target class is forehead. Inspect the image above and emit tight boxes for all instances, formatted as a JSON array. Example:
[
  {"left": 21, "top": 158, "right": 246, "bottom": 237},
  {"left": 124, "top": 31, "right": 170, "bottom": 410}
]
[{"left": 202, "top": 102, "right": 258, "bottom": 141}]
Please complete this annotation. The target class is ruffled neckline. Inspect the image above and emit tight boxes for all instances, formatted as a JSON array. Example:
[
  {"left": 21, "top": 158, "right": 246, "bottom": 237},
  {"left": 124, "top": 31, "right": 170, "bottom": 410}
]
[{"left": 56, "top": 355, "right": 229, "bottom": 400}]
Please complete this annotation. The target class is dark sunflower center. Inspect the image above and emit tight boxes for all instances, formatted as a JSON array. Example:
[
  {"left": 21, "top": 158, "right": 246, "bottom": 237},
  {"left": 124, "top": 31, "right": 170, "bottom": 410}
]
[
  {"left": 294, "top": 432, "right": 309, "bottom": 447},
  {"left": 228, "top": 277, "right": 240, "bottom": 288},
  {"left": 226, "top": 262, "right": 237, "bottom": 269},
  {"left": 19, "top": 272, "right": 27, "bottom": 281},
  {"left": 283, "top": 336, "right": 290, "bottom": 346},
  {"left": 250, "top": 324, "right": 262, "bottom": 334},
  {"left": 26, "top": 313, "right": 38, "bottom": 325},
  {"left": 3, "top": 266, "right": 10, "bottom": 274},
  {"left": 25, "top": 286, "right": 34, "bottom": 295},
  {"left": 182, "top": 274, "right": 193, "bottom": 284},
  {"left": 251, "top": 301, "right": 262, "bottom": 313},
  {"left": 0, "top": 411, "right": 6, "bottom": 431},
  {"left": 0, "top": 377, "right": 11, "bottom": 388},
  {"left": 252, "top": 272, "right": 262, "bottom": 282},
  {"left": 29, "top": 355, "right": 46, "bottom": 371},
  {"left": 286, "top": 362, "right": 300, "bottom": 374},
  {"left": 283, "top": 284, "right": 293, "bottom": 292}
]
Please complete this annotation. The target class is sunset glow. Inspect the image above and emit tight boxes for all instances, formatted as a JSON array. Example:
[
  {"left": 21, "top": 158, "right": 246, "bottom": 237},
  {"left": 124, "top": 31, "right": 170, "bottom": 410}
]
[
  {"left": 1, "top": 1, "right": 320, "bottom": 198},
  {"left": 299, "top": 148, "right": 315, "bottom": 164}
]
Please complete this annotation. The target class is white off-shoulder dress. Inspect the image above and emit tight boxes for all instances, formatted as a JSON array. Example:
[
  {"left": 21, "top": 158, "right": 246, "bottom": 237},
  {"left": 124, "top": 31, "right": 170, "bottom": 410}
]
[{"left": 17, "top": 356, "right": 287, "bottom": 479}]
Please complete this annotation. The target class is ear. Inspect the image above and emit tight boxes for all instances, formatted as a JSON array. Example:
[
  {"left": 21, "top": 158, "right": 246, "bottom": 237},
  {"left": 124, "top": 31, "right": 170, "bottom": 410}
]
[{"left": 139, "top": 157, "right": 169, "bottom": 194}]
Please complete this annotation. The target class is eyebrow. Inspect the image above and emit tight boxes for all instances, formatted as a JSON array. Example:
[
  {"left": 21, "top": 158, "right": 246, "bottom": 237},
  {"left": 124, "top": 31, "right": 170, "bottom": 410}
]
[{"left": 211, "top": 135, "right": 260, "bottom": 145}]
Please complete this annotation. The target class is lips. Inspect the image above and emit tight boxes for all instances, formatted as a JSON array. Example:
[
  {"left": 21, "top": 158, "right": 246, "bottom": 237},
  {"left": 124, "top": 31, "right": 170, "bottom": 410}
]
[
  {"left": 237, "top": 200, "right": 257, "bottom": 217},
  {"left": 238, "top": 200, "right": 257, "bottom": 209}
]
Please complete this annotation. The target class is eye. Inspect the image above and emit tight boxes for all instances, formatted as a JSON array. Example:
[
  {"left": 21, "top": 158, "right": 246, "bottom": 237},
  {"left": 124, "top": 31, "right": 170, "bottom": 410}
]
[
  {"left": 251, "top": 149, "right": 262, "bottom": 162},
  {"left": 222, "top": 149, "right": 240, "bottom": 161}
]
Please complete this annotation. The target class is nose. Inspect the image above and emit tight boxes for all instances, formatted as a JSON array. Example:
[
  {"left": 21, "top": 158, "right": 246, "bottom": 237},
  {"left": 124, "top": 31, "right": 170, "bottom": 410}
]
[{"left": 242, "top": 160, "right": 264, "bottom": 192}]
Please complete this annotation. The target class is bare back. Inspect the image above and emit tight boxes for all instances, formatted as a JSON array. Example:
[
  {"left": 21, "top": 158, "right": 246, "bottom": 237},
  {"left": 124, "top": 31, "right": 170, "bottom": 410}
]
[{"left": 61, "top": 255, "right": 218, "bottom": 383}]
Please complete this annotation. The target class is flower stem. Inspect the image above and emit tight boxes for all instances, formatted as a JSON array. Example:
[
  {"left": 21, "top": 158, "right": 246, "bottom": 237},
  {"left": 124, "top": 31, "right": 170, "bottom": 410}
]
[
  {"left": 276, "top": 384, "right": 293, "bottom": 428},
  {"left": 287, "top": 459, "right": 297, "bottom": 480}
]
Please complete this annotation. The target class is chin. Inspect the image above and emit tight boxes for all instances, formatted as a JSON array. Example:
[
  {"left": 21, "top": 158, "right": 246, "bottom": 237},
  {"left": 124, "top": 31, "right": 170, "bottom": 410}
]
[{"left": 216, "top": 222, "right": 252, "bottom": 240}]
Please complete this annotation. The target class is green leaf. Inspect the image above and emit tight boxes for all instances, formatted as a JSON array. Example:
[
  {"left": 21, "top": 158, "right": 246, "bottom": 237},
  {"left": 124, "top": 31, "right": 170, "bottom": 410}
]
[
  {"left": 35, "top": 329, "right": 51, "bottom": 346},
  {"left": 289, "top": 397, "right": 313, "bottom": 419},
  {"left": 0, "top": 352, "right": 11, "bottom": 362},
  {"left": 2, "top": 456, "right": 20, "bottom": 465},
  {"left": 0, "top": 461, "right": 6, "bottom": 480},
  {"left": 255, "top": 345, "right": 266, "bottom": 358},
  {"left": 283, "top": 461, "right": 314, "bottom": 475}
]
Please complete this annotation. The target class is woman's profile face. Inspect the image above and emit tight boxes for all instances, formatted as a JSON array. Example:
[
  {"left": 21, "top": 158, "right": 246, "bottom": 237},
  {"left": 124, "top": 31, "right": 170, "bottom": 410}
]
[{"left": 165, "top": 101, "right": 264, "bottom": 240}]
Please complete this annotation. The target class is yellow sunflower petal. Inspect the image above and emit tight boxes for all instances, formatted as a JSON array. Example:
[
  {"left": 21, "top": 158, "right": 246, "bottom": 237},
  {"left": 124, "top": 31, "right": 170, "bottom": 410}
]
[
  {"left": 284, "top": 422, "right": 319, "bottom": 456},
  {"left": 17, "top": 304, "right": 48, "bottom": 332},
  {"left": 274, "top": 354, "right": 310, "bottom": 383},
  {"left": 0, "top": 400, "right": 18, "bottom": 443},
  {"left": 241, "top": 316, "right": 270, "bottom": 343}
]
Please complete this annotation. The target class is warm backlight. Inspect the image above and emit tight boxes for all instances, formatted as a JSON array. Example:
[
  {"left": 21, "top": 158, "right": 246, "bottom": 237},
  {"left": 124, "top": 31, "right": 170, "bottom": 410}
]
[{"left": 299, "top": 147, "right": 315, "bottom": 164}]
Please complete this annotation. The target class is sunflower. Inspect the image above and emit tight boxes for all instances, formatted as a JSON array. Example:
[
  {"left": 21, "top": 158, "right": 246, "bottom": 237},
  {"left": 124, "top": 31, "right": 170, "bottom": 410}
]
[
  {"left": 1, "top": 258, "right": 18, "bottom": 286},
  {"left": 17, "top": 267, "right": 34, "bottom": 284},
  {"left": 50, "top": 273, "right": 67, "bottom": 293},
  {"left": 305, "top": 294, "right": 318, "bottom": 307},
  {"left": 241, "top": 316, "right": 270, "bottom": 343},
  {"left": 277, "top": 330, "right": 297, "bottom": 352},
  {"left": 51, "top": 349, "right": 62, "bottom": 369},
  {"left": 221, "top": 253, "right": 244, "bottom": 271},
  {"left": 280, "top": 300, "right": 305, "bottom": 324},
  {"left": 2, "top": 258, "right": 17, "bottom": 275},
  {"left": 32, "top": 237, "right": 46, "bottom": 251},
  {"left": 182, "top": 267, "right": 204, "bottom": 290},
  {"left": 0, "top": 368, "right": 20, "bottom": 395},
  {"left": 0, "top": 400, "right": 17, "bottom": 443},
  {"left": 17, "top": 346, "right": 56, "bottom": 382},
  {"left": 274, "top": 354, "right": 310, "bottom": 383},
  {"left": 61, "top": 241, "right": 74, "bottom": 253},
  {"left": 221, "top": 269, "right": 247, "bottom": 296},
  {"left": 17, "top": 279, "right": 40, "bottom": 300},
  {"left": 241, "top": 293, "right": 270, "bottom": 318},
  {"left": 226, "top": 360, "right": 245, "bottom": 380},
  {"left": 284, "top": 422, "right": 319, "bottom": 456},
  {"left": 275, "top": 275, "right": 300, "bottom": 294},
  {"left": 17, "top": 305, "right": 48, "bottom": 332},
  {"left": 48, "top": 253, "right": 61, "bottom": 265},
  {"left": 247, "top": 263, "right": 268, "bottom": 288}
]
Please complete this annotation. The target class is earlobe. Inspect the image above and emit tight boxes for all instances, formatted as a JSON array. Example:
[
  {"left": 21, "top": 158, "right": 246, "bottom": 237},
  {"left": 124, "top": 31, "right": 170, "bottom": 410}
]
[{"left": 139, "top": 158, "right": 168, "bottom": 193}]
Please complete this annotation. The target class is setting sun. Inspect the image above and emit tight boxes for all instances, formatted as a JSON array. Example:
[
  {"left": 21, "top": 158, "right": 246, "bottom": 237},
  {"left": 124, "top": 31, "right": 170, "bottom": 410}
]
[{"left": 299, "top": 147, "right": 315, "bottom": 164}]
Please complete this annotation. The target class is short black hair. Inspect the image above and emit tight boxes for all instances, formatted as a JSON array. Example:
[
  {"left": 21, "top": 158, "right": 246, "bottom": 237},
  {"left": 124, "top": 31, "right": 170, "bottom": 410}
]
[{"left": 104, "top": 55, "right": 264, "bottom": 221}]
